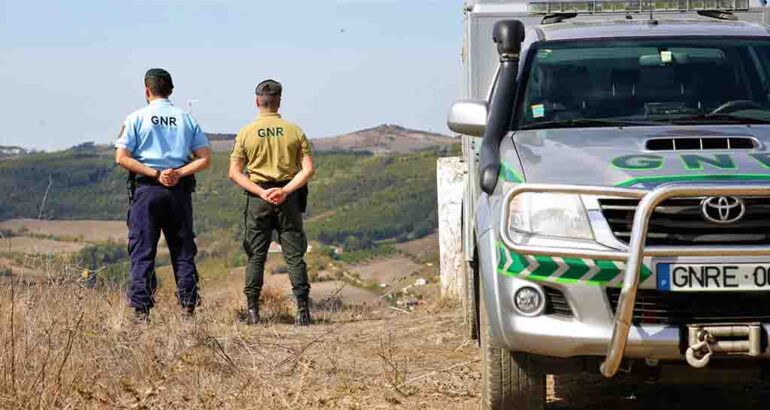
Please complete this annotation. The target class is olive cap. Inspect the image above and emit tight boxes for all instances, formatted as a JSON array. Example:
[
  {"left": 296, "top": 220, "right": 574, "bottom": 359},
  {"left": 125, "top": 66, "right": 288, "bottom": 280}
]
[{"left": 255, "top": 79, "right": 282, "bottom": 96}]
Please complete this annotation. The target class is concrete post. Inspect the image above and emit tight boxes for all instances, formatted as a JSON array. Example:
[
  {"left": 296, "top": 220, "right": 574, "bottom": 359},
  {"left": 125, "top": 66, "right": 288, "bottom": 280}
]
[{"left": 437, "top": 157, "right": 466, "bottom": 300}]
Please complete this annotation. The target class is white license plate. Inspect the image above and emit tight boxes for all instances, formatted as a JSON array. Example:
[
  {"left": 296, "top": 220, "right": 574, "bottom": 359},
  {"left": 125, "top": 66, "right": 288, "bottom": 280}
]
[{"left": 657, "top": 263, "right": 770, "bottom": 292}]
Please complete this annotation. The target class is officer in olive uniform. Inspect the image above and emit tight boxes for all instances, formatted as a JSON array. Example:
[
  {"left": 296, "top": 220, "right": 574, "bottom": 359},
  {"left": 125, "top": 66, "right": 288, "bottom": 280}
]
[
  {"left": 228, "top": 79, "right": 315, "bottom": 326},
  {"left": 115, "top": 68, "right": 211, "bottom": 322}
]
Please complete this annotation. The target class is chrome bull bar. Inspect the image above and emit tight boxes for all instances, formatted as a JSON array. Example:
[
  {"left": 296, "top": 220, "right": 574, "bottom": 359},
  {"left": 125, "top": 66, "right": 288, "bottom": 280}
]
[{"left": 498, "top": 183, "right": 770, "bottom": 378}]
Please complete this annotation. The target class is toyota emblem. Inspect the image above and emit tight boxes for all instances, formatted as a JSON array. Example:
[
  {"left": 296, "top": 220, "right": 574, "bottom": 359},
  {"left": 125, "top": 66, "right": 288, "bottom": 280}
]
[{"left": 701, "top": 196, "right": 746, "bottom": 224}]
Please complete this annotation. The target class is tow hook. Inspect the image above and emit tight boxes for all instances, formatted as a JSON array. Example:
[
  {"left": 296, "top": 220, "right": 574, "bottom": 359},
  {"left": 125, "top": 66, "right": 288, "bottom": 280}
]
[{"left": 685, "top": 324, "right": 762, "bottom": 369}]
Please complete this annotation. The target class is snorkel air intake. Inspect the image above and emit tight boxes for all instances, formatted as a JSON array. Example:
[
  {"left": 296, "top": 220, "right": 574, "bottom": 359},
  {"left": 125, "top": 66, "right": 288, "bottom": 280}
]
[{"left": 480, "top": 20, "right": 525, "bottom": 195}]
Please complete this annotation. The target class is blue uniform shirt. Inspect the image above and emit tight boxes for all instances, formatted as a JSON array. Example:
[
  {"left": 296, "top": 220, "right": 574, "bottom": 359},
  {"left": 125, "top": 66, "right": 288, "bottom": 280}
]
[{"left": 115, "top": 99, "right": 209, "bottom": 170}]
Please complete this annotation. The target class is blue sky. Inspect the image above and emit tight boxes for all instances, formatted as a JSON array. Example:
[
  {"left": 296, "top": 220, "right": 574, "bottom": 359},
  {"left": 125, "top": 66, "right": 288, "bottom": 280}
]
[{"left": 0, "top": 0, "right": 464, "bottom": 150}]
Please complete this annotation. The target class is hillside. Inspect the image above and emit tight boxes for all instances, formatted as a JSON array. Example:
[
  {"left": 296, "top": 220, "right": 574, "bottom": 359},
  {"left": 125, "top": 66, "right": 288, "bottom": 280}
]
[
  {"left": 208, "top": 124, "right": 456, "bottom": 155},
  {"left": 0, "top": 143, "right": 459, "bottom": 248}
]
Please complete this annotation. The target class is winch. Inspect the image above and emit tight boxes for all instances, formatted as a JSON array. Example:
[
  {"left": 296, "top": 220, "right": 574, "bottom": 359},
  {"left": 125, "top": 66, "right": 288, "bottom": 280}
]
[{"left": 685, "top": 324, "right": 762, "bottom": 368}]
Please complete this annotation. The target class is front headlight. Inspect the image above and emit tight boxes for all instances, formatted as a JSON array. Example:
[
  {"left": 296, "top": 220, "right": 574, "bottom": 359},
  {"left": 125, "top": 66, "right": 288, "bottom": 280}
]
[{"left": 508, "top": 193, "right": 594, "bottom": 240}]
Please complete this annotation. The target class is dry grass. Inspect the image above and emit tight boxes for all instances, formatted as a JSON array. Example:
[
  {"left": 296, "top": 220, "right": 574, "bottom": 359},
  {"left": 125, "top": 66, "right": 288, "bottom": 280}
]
[{"left": 0, "top": 276, "right": 480, "bottom": 409}]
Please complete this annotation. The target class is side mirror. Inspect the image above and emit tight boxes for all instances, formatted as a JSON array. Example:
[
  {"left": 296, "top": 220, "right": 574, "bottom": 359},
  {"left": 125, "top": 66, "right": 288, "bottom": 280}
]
[{"left": 447, "top": 100, "right": 488, "bottom": 137}]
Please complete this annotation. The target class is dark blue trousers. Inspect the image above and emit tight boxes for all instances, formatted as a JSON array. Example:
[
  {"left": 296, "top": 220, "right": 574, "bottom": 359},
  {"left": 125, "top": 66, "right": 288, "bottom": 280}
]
[{"left": 127, "top": 184, "right": 199, "bottom": 310}]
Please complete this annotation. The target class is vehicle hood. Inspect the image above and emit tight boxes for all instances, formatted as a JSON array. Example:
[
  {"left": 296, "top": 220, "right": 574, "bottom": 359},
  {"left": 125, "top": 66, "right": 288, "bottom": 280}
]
[{"left": 510, "top": 125, "right": 770, "bottom": 189}]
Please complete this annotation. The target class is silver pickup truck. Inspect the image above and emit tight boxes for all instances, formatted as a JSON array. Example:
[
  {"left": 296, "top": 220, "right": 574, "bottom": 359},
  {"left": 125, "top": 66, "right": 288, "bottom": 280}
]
[{"left": 448, "top": 1, "right": 770, "bottom": 408}]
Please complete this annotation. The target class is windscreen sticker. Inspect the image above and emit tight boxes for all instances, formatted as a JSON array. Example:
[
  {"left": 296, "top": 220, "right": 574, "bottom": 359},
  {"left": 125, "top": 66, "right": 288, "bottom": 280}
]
[
  {"left": 531, "top": 104, "right": 545, "bottom": 118},
  {"left": 661, "top": 50, "right": 673, "bottom": 64}
]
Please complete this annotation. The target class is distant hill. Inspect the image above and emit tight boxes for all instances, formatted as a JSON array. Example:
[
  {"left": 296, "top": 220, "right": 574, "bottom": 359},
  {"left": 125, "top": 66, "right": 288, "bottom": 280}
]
[
  {"left": 208, "top": 124, "right": 456, "bottom": 155},
  {"left": 311, "top": 124, "right": 455, "bottom": 154}
]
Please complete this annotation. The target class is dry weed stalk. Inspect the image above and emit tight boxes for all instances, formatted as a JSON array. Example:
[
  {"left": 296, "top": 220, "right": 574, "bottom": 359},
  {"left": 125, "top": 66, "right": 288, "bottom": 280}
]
[{"left": 377, "top": 330, "right": 414, "bottom": 397}]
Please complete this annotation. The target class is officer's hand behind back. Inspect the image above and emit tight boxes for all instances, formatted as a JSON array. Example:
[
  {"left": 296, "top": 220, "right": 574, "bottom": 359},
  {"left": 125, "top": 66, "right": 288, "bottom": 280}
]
[
  {"left": 268, "top": 188, "right": 287, "bottom": 205},
  {"left": 159, "top": 169, "right": 180, "bottom": 187},
  {"left": 259, "top": 188, "right": 280, "bottom": 204}
]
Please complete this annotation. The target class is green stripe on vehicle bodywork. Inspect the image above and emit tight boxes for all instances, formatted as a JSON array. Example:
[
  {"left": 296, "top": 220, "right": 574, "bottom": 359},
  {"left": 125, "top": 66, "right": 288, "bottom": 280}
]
[
  {"left": 531, "top": 255, "right": 559, "bottom": 278},
  {"left": 495, "top": 242, "right": 652, "bottom": 287},
  {"left": 559, "top": 257, "right": 590, "bottom": 280},
  {"left": 616, "top": 173, "right": 770, "bottom": 188},
  {"left": 589, "top": 260, "right": 623, "bottom": 284},
  {"left": 500, "top": 162, "right": 524, "bottom": 183}
]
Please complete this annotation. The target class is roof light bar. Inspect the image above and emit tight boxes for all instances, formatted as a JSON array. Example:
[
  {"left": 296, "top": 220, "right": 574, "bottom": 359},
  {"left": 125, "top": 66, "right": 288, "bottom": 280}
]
[{"left": 528, "top": 0, "right": 750, "bottom": 14}]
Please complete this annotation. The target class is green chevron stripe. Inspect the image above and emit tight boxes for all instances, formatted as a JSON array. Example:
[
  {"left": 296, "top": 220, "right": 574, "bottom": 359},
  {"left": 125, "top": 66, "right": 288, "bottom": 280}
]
[
  {"left": 531, "top": 255, "right": 558, "bottom": 277},
  {"left": 616, "top": 173, "right": 770, "bottom": 188},
  {"left": 588, "top": 260, "right": 622, "bottom": 283},
  {"left": 509, "top": 252, "right": 528, "bottom": 273},
  {"left": 559, "top": 257, "right": 590, "bottom": 280},
  {"left": 495, "top": 243, "right": 653, "bottom": 287},
  {"left": 500, "top": 162, "right": 524, "bottom": 183},
  {"left": 496, "top": 246, "right": 506, "bottom": 270}
]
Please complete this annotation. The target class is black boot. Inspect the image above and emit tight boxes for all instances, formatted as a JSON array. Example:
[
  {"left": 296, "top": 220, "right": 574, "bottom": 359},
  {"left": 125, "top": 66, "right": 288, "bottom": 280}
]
[
  {"left": 246, "top": 308, "right": 260, "bottom": 325},
  {"left": 246, "top": 298, "right": 260, "bottom": 325},
  {"left": 296, "top": 299, "right": 311, "bottom": 327},
  {"left": 134, "top": 308, "right": 150, "bottom": 324},
  {"left": 181, "top": 306, "right": 195, "bottom": 320}
]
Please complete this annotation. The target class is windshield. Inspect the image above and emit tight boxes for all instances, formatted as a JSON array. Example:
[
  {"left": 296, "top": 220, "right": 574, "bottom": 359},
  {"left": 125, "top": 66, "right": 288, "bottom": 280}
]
[{"left": 516, "top": 38, "right": 770, "bottom": 130}]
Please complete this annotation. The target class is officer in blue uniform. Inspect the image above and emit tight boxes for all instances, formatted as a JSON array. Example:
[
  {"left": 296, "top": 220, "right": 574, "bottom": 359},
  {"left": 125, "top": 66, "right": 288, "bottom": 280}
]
[{"left": 115, "top": 68, "right": 211, "bottom": 322}]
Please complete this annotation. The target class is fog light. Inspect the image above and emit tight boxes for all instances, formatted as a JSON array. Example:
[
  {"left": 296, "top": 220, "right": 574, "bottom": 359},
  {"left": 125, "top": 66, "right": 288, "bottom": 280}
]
[{"left": 514, "top": 286, "right": 545, "bottom": 316}]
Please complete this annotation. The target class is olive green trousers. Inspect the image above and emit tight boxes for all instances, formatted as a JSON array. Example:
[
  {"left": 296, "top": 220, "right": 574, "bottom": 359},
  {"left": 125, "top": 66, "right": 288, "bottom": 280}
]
[{"left": 242, "top": 192, "right": 310, "bottom": 308}]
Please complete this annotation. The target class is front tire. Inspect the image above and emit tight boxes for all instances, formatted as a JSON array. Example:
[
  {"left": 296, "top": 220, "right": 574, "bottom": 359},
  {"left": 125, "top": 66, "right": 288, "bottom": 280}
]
[{"left": 480, "top": 279, "right": 545, "bottom": 410}]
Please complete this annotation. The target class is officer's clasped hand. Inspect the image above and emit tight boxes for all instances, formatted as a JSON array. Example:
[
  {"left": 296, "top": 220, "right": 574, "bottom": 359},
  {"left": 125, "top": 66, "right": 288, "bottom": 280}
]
[
  {"left": 158, "top": 169, "right": 180, "bottom": 187},
  {"left": 268, "top": 188, "right": 287, "bottom": 205},
  {"left": 260, "top": 187, "right": 287, "bottom": 205}
]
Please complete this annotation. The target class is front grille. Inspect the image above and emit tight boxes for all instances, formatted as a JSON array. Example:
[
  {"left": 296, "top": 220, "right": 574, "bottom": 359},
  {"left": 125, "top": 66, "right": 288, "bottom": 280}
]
[
  {"left": 606, "top": 288, "right": 770, "bottom": 325},
  {"left": 544, "top": 287, "right": 573, "bottom": 317},
  {"left": 645, "top": 137, "right": 757, "bottom": 151},
  {"left": 599, "top": 197, "right": 770, "bottom": 246}
]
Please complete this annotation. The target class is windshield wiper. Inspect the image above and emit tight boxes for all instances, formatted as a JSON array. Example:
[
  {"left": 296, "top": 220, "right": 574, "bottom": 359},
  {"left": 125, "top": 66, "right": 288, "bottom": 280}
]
[
  {"left": 519, "top": 118, "right": 656, "bottom": 130},
  {"left": 663, "top": 113, "right": 770, "bottom": 125}
]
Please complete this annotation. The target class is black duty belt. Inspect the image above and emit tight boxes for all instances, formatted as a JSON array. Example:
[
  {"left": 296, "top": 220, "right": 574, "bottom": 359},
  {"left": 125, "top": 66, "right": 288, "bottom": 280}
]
[
  {"left": 258, "top": 180, "right": 291, "bottom": 189},
  {"left": 135, "top": 175, "right": 197, "bottom": 192},
  {"left": 245, "top": 180, "right": 291, "bottom": 196}
]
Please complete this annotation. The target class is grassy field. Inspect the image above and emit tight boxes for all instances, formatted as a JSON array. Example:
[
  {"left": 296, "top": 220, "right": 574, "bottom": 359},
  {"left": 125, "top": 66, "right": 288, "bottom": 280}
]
[{"left": 0, "top": 271, "right": 481, "bottom": 409}]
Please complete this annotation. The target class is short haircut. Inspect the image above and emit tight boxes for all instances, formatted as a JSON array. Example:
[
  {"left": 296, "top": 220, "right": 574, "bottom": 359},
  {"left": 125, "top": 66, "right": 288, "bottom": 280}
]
[
  {"left": 257, "top": 94, "right": 281, "bottom": 109},
  {"left": 145, "top": 76, "right": 173, "bottom": 98}
]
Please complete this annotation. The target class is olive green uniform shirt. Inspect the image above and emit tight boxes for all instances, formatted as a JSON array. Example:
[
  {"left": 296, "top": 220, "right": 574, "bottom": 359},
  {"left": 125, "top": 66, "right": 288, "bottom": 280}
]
[{"left": 231, "top": 113, "right": 312, "bottom": 183}]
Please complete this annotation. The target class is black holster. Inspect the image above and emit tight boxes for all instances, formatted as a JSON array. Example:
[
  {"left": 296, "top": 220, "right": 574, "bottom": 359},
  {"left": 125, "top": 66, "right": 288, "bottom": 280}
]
[
  {"left": 297, "top": 185, "right": 309, "bottom": 214},
  {"left": 127, "top": 172, "right": 137, "bottom": 204}
]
